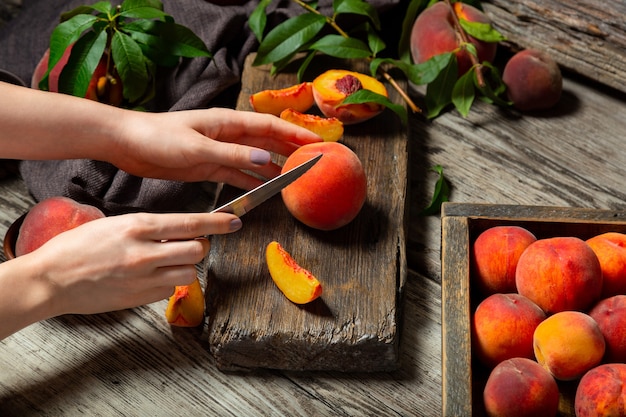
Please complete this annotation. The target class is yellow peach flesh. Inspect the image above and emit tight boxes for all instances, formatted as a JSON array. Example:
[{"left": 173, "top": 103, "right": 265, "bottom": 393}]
[
  {"left": 266, "top": 241, "right": 322, "bottom": 304},
  {"left": 279, "top": 108, "right": 343, "bottom": 142},
  {"left": 249, "top": 82, "right": 314, "bottom": 116},
  {"left": 165, "top": 276, "right": 205, "bottom": 327}
]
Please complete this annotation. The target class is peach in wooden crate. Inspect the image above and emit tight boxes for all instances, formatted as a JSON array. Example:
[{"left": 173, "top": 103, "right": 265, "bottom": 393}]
[
  {"left": 279, "top": 108, "right": 343, "bottom": 142},
  {"left": 165, "top": 276, "right": 205, "bottom": 327},
  {"left": 249, "top": 81, "right": 314, "bottom": 116},
  {"left": 266, "top": 241, "right": 322, "bottom": 304},
  {"left": 312, "top": 69, "right": 388, "bottom": 125}
]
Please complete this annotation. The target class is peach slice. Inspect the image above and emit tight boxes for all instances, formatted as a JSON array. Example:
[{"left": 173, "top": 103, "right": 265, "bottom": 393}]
[
  {"left": 279, "top": 108, "right": 344, "bottom": 142},
  {"left": 249, "top": 82, "right": 314, "bottom": 116},
  {"left": 165, "top": 276, "right": 205, "bottom": 327},
  {"left": 312, "top": 69, "right": 388, "bottom": 124},
  {"left": 266, "top": 241, "right": 322, "bottom": 304}
]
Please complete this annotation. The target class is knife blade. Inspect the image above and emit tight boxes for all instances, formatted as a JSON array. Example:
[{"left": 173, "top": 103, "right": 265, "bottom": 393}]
[{"left": 210, "top": 153, "right": 322, "bottom": 217}]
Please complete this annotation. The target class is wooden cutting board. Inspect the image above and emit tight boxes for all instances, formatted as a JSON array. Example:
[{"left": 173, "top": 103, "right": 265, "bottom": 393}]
[{"left": 203, "top": 54, "right": 409, "bottom": 372}]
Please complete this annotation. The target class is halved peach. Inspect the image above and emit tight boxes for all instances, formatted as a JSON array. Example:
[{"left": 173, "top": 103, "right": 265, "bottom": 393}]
[
  {"left": 249, "top": 82, "right": 314, "bottom": 116},
  {"left": 165, "top": 276, "right": 205, "bottom": 327},
  {"left": 279, "top": 108, "right": 344, "bottom": 142},
  {"left": 312, "top": 69, "right": 388, "bottom": 124},
  {"left": 266, "top": 241, "right": 322, "bottom": 304}
]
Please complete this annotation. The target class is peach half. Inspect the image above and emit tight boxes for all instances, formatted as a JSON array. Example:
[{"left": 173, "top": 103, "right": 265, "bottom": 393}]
[
  {"left": 165, "top": 276, "right": 205, "bottom": 327},
  {"left": 266, "top": 241, "right": 322, "bottom": 304},
  {"left": 312, "top": 69, "right": 388, "bottom": 125},
  {"left": 279, "top": 108, "right": 344, "bottom": 142},
  {"left": 249, "top": 82, "right": 314, "bottom": 116}
]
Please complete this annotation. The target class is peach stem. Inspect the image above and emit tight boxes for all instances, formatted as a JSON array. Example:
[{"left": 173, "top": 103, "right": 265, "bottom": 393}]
[
  {"left": 291, "top": 0, "right": 422, "bottom": 114},
  {"left": 443, "top": 0, "right": 486, "bottom": 88}
]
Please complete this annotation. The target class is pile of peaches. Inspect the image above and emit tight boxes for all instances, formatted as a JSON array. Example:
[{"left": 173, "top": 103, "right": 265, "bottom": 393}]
[{"left": 471, "top": 225, "right": 626, "bottom": 416}]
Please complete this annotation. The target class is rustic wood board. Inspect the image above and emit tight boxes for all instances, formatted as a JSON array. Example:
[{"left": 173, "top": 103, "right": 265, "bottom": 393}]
[
  {"left": 483, "top": 0, "right": 626, "bottom": 94},
  {"left": 203, "top": 54, "right": 409, "bottom": 372},
  {"left": 441, "top": 202, "right": 626, "bottom": 416}
]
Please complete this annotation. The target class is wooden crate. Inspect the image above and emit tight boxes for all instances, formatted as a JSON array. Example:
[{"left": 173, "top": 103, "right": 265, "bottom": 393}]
[
  {"left": 203, "top": 55, "right": 409, "bottom": 372},
  {"left": 441, "top": 202, "right": 626, "bottom": 416}
]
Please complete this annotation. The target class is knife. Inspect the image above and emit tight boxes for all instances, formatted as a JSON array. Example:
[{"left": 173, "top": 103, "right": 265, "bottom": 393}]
[{"left": 210, "top": 153, "right": 322, "bottom": 217}]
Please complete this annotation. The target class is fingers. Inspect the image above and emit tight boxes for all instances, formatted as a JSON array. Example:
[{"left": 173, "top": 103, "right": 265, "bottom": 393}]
[{"left": 131, "top": 212, "right": 242, "bottom": 241}]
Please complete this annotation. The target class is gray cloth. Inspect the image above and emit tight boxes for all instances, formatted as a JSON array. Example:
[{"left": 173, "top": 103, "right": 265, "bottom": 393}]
[{"left": 0, "top": 0, "right": 400, "bottom": 214}]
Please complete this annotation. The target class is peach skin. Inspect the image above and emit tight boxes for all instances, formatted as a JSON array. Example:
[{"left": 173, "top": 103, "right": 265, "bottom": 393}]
[
  {"left": 515, "top": 236, "right": 603, "bottom": 313},
  {"left": 575, "top": 363, "right": 626, "bottom": 417},
  {"left": 471, "top": 225, "right": 537, "bottom": 295},
  {"left": 586, "top": 232, "right": 626, "bottom": 297},
  {"left": 472, "top": 293, "right": 546, "bottom": 368},
  {"left": 533, "top": 311, "right": 605, "bottom": 381},
  {"left": 589, "top": 295, "right": 626, "bottom": 363},
  {"left": 266, "top": 241, "right": 322, "bottom": 304},
  {"left": 165, "top": 276, "right": 205, "bottom": 327},
  {"left": 483, "top": 357, "right": 559, "bottom": 417}
]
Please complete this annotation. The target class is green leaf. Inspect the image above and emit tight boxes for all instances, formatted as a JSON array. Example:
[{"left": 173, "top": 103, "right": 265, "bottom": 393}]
[
  {"left": 398, "top": 0, "right": 428, "bottom": 63},
  {"left": 123, "top": 20, "right": 211, "bottom": 59},
  {"left": 459, "top": 19, "right": 506, "bottom": 43},
  {"left": 309, "top": 34, "right": 372, "bottom": 59},
  {"left": 475, "top": 62, "right": 511, "bottom": 107},
  {"left": 121, "top": 0, "right": 164, "bottom": 13},
  {"left": 365, "top": 23, "right": 385, "bottom": 57},
  {"left": 111, "top": 30, "right": 149, "bottom": 103},
  {"left": 333, "top": 0, "right": 380, "bottom": 31},
  {"left": 419, "top": 165, "right": 450, "bottom": 216},
  {"left": 57, "top": 29, "right": 108, "bottom": 97},
  {"left": 341, "top": 89, "right": 408, "bottom": 125},
  {"left": 249, "top": 0, "right": 272, "bottom": 42},
  {"left": 253, "top": 13, "right": 326, "bottom": 66},
  {"left": 425, "top": 56, "right": 458, "bottom": 118},
  {"left": 297, "top": 50, "right": 317, "bottom": 83},
  {"left": 60, "top": 2, "right": 112, "bottom": 22},
  {"left": 40, "top": 13, "right": 100, "bottom": 90},
  {"left": 452, "top": 69, "right": 476, "bottom": 117},
  {"left": 119, "top": 0, "right": 167, "bottom": 21}
]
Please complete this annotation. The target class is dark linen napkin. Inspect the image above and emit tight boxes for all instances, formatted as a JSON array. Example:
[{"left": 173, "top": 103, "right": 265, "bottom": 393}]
[{"left": 0, "top": 0, "right": 400, "bottom": 215}]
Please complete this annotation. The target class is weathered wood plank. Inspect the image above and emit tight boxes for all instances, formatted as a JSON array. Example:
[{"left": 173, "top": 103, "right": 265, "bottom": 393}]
[
  {"left": 483, "top": 0, "right": 626, "bottom": 94},
  {"left": 204, "top": 55, "right": 409, "bottom": 371}
]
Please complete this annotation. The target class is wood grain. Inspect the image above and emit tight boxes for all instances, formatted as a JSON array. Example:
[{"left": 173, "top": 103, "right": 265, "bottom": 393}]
[
  {"left": 204, "top": 55, "right": 409, "bottom": 372},
  {"left": 483, "top": 0, "right": 626, "bottom": 94}
]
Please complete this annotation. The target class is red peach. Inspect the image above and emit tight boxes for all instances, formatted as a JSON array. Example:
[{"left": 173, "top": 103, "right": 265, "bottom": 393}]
[
  {"left": 483, "top": 357, "right": 559, "bottom": 417},
  {"left": 471, "top": 225, "right": 537, "bottom": 295},
  {"left": 589, "top": 295, "right": 626, "bottom": 363},
  {"left": 586, "top": 232, "right": 626, "bottom": 297},
  {"left": 533, "top": 311, "right": 605, "bottom": 381},
  {"left": 515, "top": 237, "right": 603, "bottom": 314},
  {"left": 410, "top": 2, "right": 497, "bottom": 76},
  {"left": 281, "top": 142, "right": 367, "bottom": 231},
  {"left": 15, "top": 196, "right": 105, "bottom": 256},
  {"left": 472, "top": 293, "right": 546, "bottom": 368},
  {"left": 575, "top": 363, "right": 626, "bottom": 417},
  {"left": 502, "top": 49, "right": 562, "bottom": 112}
]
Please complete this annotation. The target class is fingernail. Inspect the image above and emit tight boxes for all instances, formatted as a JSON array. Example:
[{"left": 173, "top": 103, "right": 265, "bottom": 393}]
[
  {"left": 250, "top": 149, "right": 271, "bottom": 166},
  {"left": 229, "top": 217, "right": 243, "bottom": 232}
]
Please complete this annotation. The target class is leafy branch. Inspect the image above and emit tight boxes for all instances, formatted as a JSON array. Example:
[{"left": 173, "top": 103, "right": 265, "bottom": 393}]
[
  {"left": 250, "top": 0, "right": 509, "bottom": 119},
  {"left": 40, "top": 0, "right": 211, "bottom": 107}
]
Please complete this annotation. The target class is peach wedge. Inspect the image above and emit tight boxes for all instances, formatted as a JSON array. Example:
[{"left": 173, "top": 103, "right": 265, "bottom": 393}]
[
  {"left": 165, "top": 276, "right": 205, "bottom": 327},
  {"left": 279, "top": 108, "right": 344, "bottom": 142},
  {"left": 249, "top": 82, "right": 314, "bottom": 116},
  {"left": 266, "top": 241, "right": 322, "bottom": 304}
]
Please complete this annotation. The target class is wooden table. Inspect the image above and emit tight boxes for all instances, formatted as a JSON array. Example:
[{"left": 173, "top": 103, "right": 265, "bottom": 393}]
[{"left": 2, "top": 3, "right": 626, "bottom": 417}]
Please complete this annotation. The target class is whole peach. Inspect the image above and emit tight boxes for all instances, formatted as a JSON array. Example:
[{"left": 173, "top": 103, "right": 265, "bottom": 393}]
[
  {"left": 410, "top": 2, "right": 497, "bottom": 76},
  {"left": 32, "top": 47, "right": 123, "bottom": 106},
  {"left": 483, "top": 357, "right": 559, "bottom": 417},
  {"left": 471, "top": 225, "right": 537, "bottom": 295},
  {"left": 15, "top": 196, "right": 105, "bottom": 256},
  {"left": 281, "top": 142, "right": 367, "bottom": 231},
  {"left": 586, "top": 232, "right": 626, "bottom": 297},
  {"left": 502, "top": 49, "right": 562, "bottom": 111},
  {"left": 575, "top": 363, "right": 626, "bottom": 417},
  {"left": 533, "top": 311, "right": 605, "bottom": 381},
  {"left": 515, "top": 237, "right": 603, "bottom": 314},
  {"left": 589, "top": 295, "right": 626, "bottom": 363},
  {"left": 472, "top": 293, "right": 546, "bottom": 368}
]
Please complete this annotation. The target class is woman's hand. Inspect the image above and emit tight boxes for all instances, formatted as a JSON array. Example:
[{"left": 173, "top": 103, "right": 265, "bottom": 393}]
[
  {"left": 0, "top": 211, "right": 241, "bottom": 339},
  {"left": 111, "top": 108, "right": 323, "bottom": 190}
]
